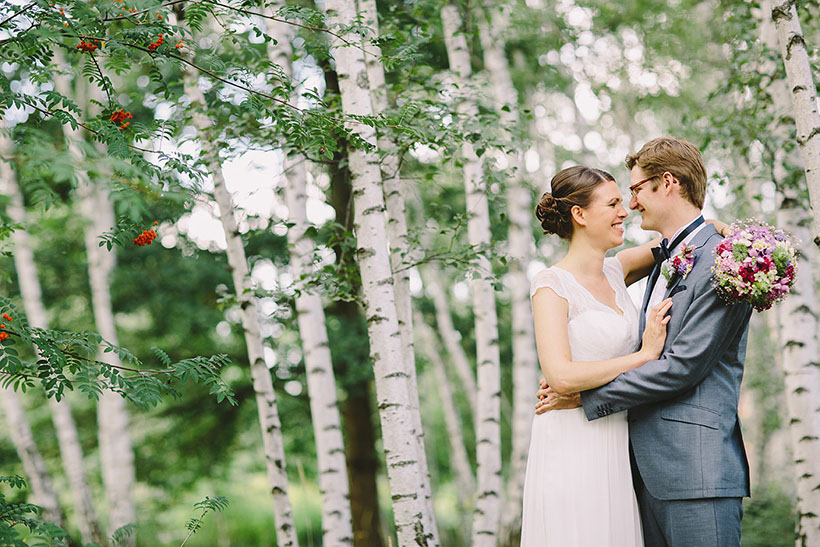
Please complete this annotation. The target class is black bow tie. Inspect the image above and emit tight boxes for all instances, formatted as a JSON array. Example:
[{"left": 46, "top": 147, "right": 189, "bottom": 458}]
[
  {"left": 652, "top": 239, "right": 671, "bottom": 265},
  {"left": 650, "top": 216, "right": 705, "bottom": 267}
]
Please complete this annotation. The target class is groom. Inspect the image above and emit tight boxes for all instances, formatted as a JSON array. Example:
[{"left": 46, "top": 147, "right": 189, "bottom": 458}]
[{"left": 536, "top": 137, "right": 753, "bottom": 546}]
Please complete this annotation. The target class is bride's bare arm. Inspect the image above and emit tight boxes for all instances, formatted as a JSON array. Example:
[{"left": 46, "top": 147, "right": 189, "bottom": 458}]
[
  {"left": 616, "top": 238, "right": 660, "bottom": 287},
  {"left": 616, "top": 219, "right": 730, "bottom": 286},
  {"left": 532, "top": 287, "right": 672, "bottom": 395}
]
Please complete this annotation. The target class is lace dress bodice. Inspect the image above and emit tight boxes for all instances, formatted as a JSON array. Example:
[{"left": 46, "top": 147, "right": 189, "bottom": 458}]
[{"left": 529, "top": 256, "right": 639, "bottom": 361}]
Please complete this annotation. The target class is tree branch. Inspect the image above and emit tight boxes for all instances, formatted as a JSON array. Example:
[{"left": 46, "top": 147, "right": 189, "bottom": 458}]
[
  {"left": 200, "top": 0, "right": 380, "bottom": 59},
  {"left": 0, "top": 2, "right": 36, "bottom": 29},
  {"left": 11, "top": 95, "right": 158, "bottom": 155}
]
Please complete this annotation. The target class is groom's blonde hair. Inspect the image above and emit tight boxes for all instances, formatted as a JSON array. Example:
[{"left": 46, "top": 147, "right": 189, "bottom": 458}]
[{"left": 625, "top": 137, "right": 707, "bottom": 209}]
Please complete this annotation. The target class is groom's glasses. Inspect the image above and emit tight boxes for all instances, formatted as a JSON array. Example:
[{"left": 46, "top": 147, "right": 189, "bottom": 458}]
[{"left": 629, "top": 173, "right": 666, "bottom": 198}]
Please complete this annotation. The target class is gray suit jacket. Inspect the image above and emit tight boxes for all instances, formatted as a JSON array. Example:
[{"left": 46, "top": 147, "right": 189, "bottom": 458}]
[{"left": 580, "top": 224, "right": 752, "bottom": 500}]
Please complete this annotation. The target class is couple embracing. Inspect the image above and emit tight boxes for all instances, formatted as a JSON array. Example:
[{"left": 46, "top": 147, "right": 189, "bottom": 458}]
[{"left": 521, "top": 137, "right": 753, "bottom": 546}]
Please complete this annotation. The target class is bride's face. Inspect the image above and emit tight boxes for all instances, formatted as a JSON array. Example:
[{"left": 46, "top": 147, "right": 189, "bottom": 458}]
[{"left": 578, "top": 180, "right": 628, "bottom": 248}]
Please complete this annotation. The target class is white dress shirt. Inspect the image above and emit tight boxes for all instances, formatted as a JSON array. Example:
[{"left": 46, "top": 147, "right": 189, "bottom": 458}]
[{"left": 645, "top": 217, "right": 708, "bottom": 322}]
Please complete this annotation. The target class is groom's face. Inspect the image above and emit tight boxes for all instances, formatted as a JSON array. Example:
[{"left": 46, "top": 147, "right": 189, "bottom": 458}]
[{"left": 628, "top": 165, "right": 662, "bottom": 232}]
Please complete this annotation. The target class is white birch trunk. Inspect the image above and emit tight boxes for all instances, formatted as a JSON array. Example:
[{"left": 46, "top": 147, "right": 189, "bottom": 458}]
[
  {"left": 0, "top": 129, "right": 63, "bottom": 529},
  {"left": 77, "top": 180, "right": 138, "bottom": 546},
  {"left": 478, "top": 11, "right": 538, "bottom": 542},
  {"left": 775, "top": 198, "right": 820, "bottom": 545},
  {"left": 0, "top": 389, "right": 65, "bottom": 526},
  {"left": 47, "top": 55, "right": 137, "bottom": 543},
  {"left": 0, "top": 125, "right": 104, "bottom": 545},
  {"left": 441, "top": 5, "right": 502, "bottom": 543},
  {"left": 414, "top": 311, "right": 474, "bottom": 497},
  {"left": 264, "top": 7, "right": 354, "bottom": 544},
  {"left": 322, "top": 0, "right": 439, "bottom": 541},
  {"left": 181, "top": 65, "right": 299, "bottom": 547},
  {"left": 284, "top": 161, "right": 354, "bottom": 547},
  {"left": 358, "top": 0, "right": 437, "bottom": 535},
  {"left": 772, "top": 0, "right": 820, "bottom": 248},
  {"left": 420, "top": 265, "right": 477, "bottom": 409}
]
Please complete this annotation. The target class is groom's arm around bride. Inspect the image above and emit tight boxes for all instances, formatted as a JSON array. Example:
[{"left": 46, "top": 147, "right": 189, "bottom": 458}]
[{"left": 538, "top": 137, "right": 753, "bottom": 547}]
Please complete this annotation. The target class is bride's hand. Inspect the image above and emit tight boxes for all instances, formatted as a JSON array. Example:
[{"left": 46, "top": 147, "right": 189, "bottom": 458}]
[
  {"left": 641, "top": 298, "right": 673, "bottom": 360},
  {"left": 535, "top": 385, "right": 581, "bottom": 414},
  {"left": 706, "top": 218, "right": 733, "bottom": 238}
]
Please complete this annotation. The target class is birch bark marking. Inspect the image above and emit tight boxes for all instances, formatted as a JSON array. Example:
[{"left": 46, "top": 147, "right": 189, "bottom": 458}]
[
  {"left": 323, "top": 0, "right": 438, "bottom": 542},
  {"left": 772, "top": 0, "right": 820, "bottom": 248},
  {"left": 181, "top": 64, "right": 299, "bottom": 546},
  {"left": 776, "top": 198, "right": 820, "bottom": 546},
  {"left": 359, "top": 0, "right": 438, "bottom": 535},
  {"left": 0, "top": 125, "right": 104, "bottom": 545},
  {"left": 478, "top": 10, "right": 537, "bottom": 542},
  {"left": 264, "top": 6, "right": 354, "bottom": 544},
  {"left": 441, "top": 5, "right": 502, "bottom": 543}
]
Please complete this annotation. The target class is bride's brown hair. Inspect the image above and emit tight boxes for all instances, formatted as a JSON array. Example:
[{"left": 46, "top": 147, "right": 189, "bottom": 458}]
[{"left": 536, "top": 166, "right": 615, "bottom": 239}]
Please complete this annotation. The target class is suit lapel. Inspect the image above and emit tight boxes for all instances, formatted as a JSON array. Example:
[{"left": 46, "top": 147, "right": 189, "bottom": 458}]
[
  {"left": 662, "top": 224, "right": 718, "bottom": 299},
  {"left": 640, "top": 264, "right": 659, "bottom": 332},
  {"left": 640, "top": 224, "right": 719, "bottom": 332}
]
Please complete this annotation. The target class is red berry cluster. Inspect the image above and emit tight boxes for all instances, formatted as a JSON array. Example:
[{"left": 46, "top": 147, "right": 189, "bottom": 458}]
[
  {"left": 110, "top": 109, "right": 133, "bottom": 130},
  {"left": 76, "top": 39, "right": 100, "bottom": 52},
  {"left": 147, "top": 33, "right": 164, "bottom": 51},
  {"left": 0, "top": 314, "right": 12, "bottom": 342},
  {"left": 133, "top": 228, "right": 157, "bottom": 246},
  {"left": 175, "top": 40, "right": 184, "bottom": 49}
]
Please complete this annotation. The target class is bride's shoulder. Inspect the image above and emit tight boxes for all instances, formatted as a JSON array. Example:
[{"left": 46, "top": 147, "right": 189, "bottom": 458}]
[
  {"left": 603, "top": 255, "right": 625, "bottom": 277},
  {"left": 530, "top": 267, "right": 567, "bottom": 299}
]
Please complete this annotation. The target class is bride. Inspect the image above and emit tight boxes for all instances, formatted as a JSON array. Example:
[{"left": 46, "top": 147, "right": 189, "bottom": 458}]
[{"left": 520, "top": 165, "right": 670, "bottom": 546}]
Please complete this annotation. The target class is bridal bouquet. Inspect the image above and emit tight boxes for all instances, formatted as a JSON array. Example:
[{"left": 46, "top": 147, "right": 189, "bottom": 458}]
[{"left": 712, "top": 219, "right": 798, "bottom": 312}]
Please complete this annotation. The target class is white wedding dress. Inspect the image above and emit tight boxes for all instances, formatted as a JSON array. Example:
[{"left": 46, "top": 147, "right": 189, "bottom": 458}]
[{"left": 521, "top": 256, "right": 643, "bottom": 546}]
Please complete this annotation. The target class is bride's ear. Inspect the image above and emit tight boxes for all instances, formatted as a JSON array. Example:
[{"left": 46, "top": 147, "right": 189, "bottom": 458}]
[{"left": 570, "top": 205, "right": 587, "bottom": 227}]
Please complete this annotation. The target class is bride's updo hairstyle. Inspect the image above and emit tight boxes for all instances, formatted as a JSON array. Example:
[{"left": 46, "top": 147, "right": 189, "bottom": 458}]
[{"left": 536, "top": 166, "right": 615, "bottom": 239}]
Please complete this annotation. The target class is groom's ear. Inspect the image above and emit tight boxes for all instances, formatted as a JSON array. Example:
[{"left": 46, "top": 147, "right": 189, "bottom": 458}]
[{"left": 661, "top": 172, "right": 679, "bottom": 196}]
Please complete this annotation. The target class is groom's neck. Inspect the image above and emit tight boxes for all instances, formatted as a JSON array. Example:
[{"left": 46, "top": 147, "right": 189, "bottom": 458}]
[{"left": 659, "top": 209, "right": 702, "bottom": 240}]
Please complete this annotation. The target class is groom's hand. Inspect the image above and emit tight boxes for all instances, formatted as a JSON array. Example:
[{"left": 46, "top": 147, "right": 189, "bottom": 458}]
[{"left": 535, "top": 378, "right": 582, "bottom": 414}]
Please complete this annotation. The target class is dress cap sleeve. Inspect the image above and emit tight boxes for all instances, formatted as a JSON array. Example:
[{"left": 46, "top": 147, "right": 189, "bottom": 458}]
[
  {"left": 603, "top": 255, "right": 626, "bottom": 280},
  {"left": 530, "top": 268, "right": 570, "bottom": 301}
]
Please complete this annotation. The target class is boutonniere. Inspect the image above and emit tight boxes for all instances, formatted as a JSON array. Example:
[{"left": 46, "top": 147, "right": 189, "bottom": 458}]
[{"left": 662, "top": 244, "right": 696, "bottom": 287}]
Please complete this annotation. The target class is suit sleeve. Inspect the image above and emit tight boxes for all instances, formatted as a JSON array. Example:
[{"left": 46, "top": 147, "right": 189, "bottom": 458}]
[{"left": 580, "top": 262, "right": 751, "bottom": 421}]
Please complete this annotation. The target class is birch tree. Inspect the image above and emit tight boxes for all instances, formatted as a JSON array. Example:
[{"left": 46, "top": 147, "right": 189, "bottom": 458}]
[
  {"left": 774, "top": 198, "right": 820, "bottom": 545},
  {"left": 322, "top": 0, "right": 439, "bottom": 541},
  {"left": 264, "top": 6, "right": 353, "bottom": 544},
  {"left": 748, "top": 6, "right": 820, "bottom": 540},
  {"left": 477, "top": 8, "right": 538, "bottom": 542},
  {"left": 358, "top": 0, "right": 437, "bottom": 533},
  {"left": 0, "top": 133, "right": 65, "bottom": 530},
  {"left": 0, "top": 124, "right": 103, "bottom": 545},
  {"left": 414, "top": 310, "right": 474, "bottom": 512},
  {"left": 179, "top": 29, "right": 299, "bottom": 547},
  {"left": 420, "top": 264, "right": 476, "bottom": 410},
  {"left": 78, "top": 176, "right": 138, "bottom": 546},
  {"left": 47, "top": 54, "right": 138, "bottom": 543},
  {"left": 441, "top": 4, "right": 502, "bottom": 543},
  {"left": 0, "top": 390, "right": 65, "bottom": 528},
  {"left": 771, "top": 0, "right": 820, "bottom": 248}
]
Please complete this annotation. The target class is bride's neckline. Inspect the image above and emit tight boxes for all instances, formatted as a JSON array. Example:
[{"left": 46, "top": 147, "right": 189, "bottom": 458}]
[{"left": 552, "top": 264, "right": 625, "bottom": 316}]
